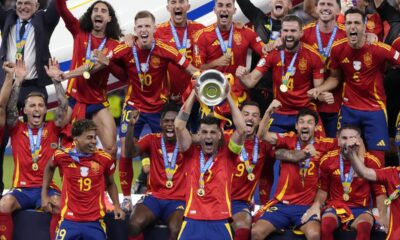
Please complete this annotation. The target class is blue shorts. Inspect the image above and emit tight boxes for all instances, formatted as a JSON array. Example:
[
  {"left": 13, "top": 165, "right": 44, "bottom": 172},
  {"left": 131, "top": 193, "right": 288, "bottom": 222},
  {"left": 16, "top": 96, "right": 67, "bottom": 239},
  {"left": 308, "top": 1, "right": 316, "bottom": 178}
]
[
  {"left": 395, "top": 112, "right": 400, "bottom": 147},
  {"left": 7, "top": 187, "right": 59, "bottom": 210},
  {"left": 258, "top": 203, "right": 318, "bottom": 230},
  {"left": 56, "top": 219, "right": 107, "bottom": 240},
  {"left": 68, "top": 97, "right": 108, "bottom": 119},
  {"left": 119, "top": 104, "right": 161, "bottom": 138},
  {"left": 231, "top": 200, "right": 251, "bottom": 216},
  {"left": 178, "top": 218, "right": 233, "bottom": 240},
  {"left": 141, "top": 195, "right": 185, "bottom": 224},
  {"left": 320, "top": 112, "right": 338, "bottom": 138},
  {"left": 323, "top": 207, "right": 372, "bottom": 226},
  {"left": 338, "top": 105, "right": 389, "bottom": 151}
]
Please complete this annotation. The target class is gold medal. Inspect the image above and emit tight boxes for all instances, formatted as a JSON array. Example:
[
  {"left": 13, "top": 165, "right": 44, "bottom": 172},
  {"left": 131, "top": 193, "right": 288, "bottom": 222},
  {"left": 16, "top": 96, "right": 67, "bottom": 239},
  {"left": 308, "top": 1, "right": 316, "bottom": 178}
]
[
  {"left": 343, "top": 193, "right": 349, "bottom": 201},
  {"left": 166, "top": 180, "right": 173, "bottom": 189},
  {"left": 15, "top": 52, "right": 23, "bottom": 60},
  {"left": 247, "top": 173, "right": 255, "bottom": 181},
  {"left": 197, "top": 188, "right": 205, "bottom": 197},
  {"left": 384, "top": 198, "right": 392, "bottom": 205},
  {"left": 280, "top": 84, "right": 288, "bottom": 93},
  {"left": 32, "top": 162, "right": 39, "bottom": 171},
  {"left": 83, "top": 71, "right": 90, "bottom": 79}
]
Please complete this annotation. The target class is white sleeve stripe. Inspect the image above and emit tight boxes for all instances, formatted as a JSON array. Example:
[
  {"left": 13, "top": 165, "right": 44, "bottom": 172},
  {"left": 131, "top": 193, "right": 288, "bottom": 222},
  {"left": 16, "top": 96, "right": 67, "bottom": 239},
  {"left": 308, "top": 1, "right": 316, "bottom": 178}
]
[{"left": 178, "top": 56, "right": 186, "bottom": 66}]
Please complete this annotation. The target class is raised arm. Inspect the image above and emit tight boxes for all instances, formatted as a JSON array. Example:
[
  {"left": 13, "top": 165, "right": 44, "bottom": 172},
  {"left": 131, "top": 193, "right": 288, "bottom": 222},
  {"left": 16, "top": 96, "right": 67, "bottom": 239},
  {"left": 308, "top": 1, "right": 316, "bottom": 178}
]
[
  {"left": 236, "top": 65, "right": 264, "bottom": 89},
  {"left": 0, "top": 62, "right": 17, "bottom": 128},
  {"left": 175, "top": 90, "right": 196, "bottom": 152},
  {"left": 257, "top": 99, "right": 281, "bottom": 144},
  {"left": 125, "top": 110, "right": 142, "bottom": 159},
  {"left": 6, "top": 60, "right": 28, "bottom": 128},
  {"left": 227, "top": 90, "right": 246, "bottom": 147},
  {"left": 236, "top": 0, "right": 266, "bottom": 23},
  {"left": 304, "top": 0, "right": 319, "bottom": 19},
  {"left": 348, "top": 141, "right": 377, "bottom": 181},
  {"left": 55, "top": 0, "right": 80, "bottom": 35}
]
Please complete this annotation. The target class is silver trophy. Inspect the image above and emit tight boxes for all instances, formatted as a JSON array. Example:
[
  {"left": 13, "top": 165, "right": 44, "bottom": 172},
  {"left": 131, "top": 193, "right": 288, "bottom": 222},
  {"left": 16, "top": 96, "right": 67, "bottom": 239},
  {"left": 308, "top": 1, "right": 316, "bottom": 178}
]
[{"left": 195, "top": 69, "right": 229, "bottom": 106}]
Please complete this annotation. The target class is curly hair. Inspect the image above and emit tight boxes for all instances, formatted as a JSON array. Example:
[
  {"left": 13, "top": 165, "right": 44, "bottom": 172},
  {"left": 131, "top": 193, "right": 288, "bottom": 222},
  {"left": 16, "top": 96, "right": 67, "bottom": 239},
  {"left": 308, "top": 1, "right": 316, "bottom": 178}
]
[{"left": 79, "top": 0, "right": 122, "bottom": 39}]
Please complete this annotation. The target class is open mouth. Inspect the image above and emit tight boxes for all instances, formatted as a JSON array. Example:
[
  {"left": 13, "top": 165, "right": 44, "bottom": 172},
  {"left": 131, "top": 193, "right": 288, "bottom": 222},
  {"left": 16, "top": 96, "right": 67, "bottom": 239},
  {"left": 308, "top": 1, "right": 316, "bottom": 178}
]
[
  {"left": 33, "top": 113, "right": 41, "bottom": 120},
  {"left": 140, "top": 33, "right": 149, "bottom": 40},
  {"left": 245, "top": 121, "right": 254, "bottom": 132},
  {"left": 94, "top": 17, "right": 104, "bottom": 27},
  {"left": 300, "top": 128, "right": 310, "bottom": 138},
  {"left": 285, "top": 36, "right": 295, "bottom": 43},
  {"left": 320, "top": 10, "right": 331, "bottom": 16},
  {"left": 220, "top": 13, "right": 229, "bottom": 21},
  {"left": 174, "top": 10, "right": 183, "bottom": 16},
  {"left": 165, "top": 129, "right": 175, "bottom": 138},
  {"left": 275, "top": 4, "right": 283, "bottom": 11},
  {"left": 349, "top": 31, "right": 358, "bottom": 41}
]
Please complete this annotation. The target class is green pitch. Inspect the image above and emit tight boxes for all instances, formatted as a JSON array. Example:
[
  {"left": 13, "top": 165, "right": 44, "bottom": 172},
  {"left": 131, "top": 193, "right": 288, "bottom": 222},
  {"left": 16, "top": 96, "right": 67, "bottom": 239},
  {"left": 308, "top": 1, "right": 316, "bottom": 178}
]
[{"left": 2, "top": 155, "right": 142, "bottom": 193}]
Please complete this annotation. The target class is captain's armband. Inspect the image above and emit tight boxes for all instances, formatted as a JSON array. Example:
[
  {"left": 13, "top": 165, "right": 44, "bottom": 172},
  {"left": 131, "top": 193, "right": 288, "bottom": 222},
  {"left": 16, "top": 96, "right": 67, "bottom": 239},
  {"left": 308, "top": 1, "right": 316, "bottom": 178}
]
[{"left": 228, "top": 139, "right": 243, "bottom": 155}]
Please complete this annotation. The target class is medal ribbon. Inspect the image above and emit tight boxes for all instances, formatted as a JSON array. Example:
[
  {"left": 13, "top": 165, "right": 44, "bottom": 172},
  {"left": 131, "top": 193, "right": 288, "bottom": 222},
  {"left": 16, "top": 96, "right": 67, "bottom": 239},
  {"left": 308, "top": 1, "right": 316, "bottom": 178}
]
[
  {"left": 28, "top": 125, "right": 43, "bottom": 164},
  {"left": 339, "top": 154, "right": 354, "bottom": 195},
  {"left": 316, "top": 23, "right": 337, "bottom": 61},
  {"left": 198, "top": 151, "right": 215, "bottom": 189},
  {"left": 161, "top": 137, "right": 179, "bottom": 181},
  {"left": 386, "top": 185, "right": 400, "bottom": 204},
  {"left": 215, "top": 24, "right": 233, "bottom": 54},
  {"left": 85, "top": 34, "right": 107, "bottom": 71},
  {"left": 132, "top": 41, "right": 155, "bottom": 90},
  {"left": 296, "top": 139, "right": 314, "bottom": 181},
  {"left": 240, "top": 136, "right": 259, "bottom": 175},
  {"left": 68, "top": 148, "right": 92, "bottom": 163},
  {"left": 280, "top": 50, "right": 298, "bottom": 88},
  {"left": 169, "top": 20, "right": 188, "bottom": 54},
  {"left": 15, "top": 20, "right": 32, "bottom": 55}
]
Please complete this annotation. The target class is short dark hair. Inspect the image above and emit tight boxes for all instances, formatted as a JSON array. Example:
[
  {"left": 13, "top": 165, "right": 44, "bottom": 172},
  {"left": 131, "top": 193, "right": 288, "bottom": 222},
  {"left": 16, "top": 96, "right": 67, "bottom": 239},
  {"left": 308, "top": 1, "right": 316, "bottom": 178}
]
[
  {"left": 344, "top": 7, "right": 366, "bottom": 22},
  {"left": 71, "top": 119, "right": 97, "bottom": 137},
  {"left": 199, "top": 115, "right": 220, "bottom": 127},
  {"left": 296, "top": 108, "right": 319, "bottom": 125},
  {"left": 160, "top": 102, "right": 180, "bottom": 120},
  {"left": 337, "top": 125, "right": 362, "bottom": 136},
  {"left": 24, "top": 91, "right": 46, "bottom": 105},
  {"left": 282, "top": 14, "right": 304, "bottom": 29},
  {"left": 241, "top": 101, "right": 260, "bottom": 111},
  {"left": 79, "top": 1, "right": 122, "bottom": 39},
  {"left": 316, "top": 0, "right": 341, "bottom": 8},
  {"left": 135, "top": 10, "right": 155, "bottom": 23}
]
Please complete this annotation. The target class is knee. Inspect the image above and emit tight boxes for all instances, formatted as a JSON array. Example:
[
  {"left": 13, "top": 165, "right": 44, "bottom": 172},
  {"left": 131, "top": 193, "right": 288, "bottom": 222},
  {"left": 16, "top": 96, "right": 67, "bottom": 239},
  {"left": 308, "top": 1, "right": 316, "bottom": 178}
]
[
  {"left": 251, "top": 227, "right": 266, "bottom": 240},
  {"left": 305, "top": 229, "right": 320, "bottom": 240},
  {"left": 168, "top": 223, "right": 182, "bottom": 240},
  {"left": 128, "top": 216, "right": 147, "bottom": 236},
  {"left": 0, "top": 197, "right": 15, "bottom": 213}
]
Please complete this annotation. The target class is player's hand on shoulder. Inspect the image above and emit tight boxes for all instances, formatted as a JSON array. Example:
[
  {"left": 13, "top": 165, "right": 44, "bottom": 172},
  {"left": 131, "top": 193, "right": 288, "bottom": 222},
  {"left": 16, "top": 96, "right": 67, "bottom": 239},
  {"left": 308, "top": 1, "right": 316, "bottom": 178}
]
[{"left": 365, "top": 32, "right": 378, "bottom": 45}]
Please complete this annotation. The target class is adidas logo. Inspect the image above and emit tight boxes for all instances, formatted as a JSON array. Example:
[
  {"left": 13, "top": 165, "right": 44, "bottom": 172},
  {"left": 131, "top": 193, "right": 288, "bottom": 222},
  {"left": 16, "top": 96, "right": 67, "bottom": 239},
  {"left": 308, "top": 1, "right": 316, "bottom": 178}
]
[
  {"left": 333, "top": 169, "right": 341, "bottom": 175},
  {"left": 376, "top": 140, "right": 386, "bottom": 147},
  {"left": 342, "top": 57, "right": 350, "bottom": 63},
  {"left": 68, "top": 163, "right": 77, "bottom": 168}
]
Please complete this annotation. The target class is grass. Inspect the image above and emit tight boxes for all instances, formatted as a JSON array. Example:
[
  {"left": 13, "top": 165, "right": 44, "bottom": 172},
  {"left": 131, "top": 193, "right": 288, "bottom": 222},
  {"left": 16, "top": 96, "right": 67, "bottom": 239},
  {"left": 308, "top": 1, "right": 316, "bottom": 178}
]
[{"left": 2, "top": 155, "right": 142, "bottom": 193}]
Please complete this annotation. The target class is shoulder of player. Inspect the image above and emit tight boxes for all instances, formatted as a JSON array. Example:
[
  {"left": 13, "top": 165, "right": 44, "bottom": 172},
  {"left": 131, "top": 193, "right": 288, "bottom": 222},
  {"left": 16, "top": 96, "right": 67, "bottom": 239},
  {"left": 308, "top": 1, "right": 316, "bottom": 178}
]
[
  {"left": 155, "top": 39, "right": 179, "bottom": 54},
  {"left": 139, "top": 132, "right": 161, "bottom": 142},
  {"left": 302, "top": 42, "right": 323, "bottom": 59},
  {"left": 392, "top": 36, "right": 400, "bottom": 47},
  {"left": 364, "top": 152, "right": 383, "bottom": 168},
  {"left": 337, "top": 23, "right": 346, "bottom": 31},
  {"left": 314, "top": 137, "right": 336, "bottom": 149},
  {"left": 156, "top": 21, "right": 170, "bottom": 29},
  {"left": 113, "top": 43, "right": 130, "bottom": 54},
  {"left": 188, "top": 20, "right": 205, "bottom": 29},
  {"left": 370, "top": 41, "right": 392, "bottom": 51},
  {"left": 54, "top": 148, "right": 68, "bottom": 157},
  {"left": 303, "top": 21, "right": 316, "bottom": 31},
  {"left": 95, "top": 149, "right": 112, "bottom": 161},
  {"left": 331, "top": 38, "right": 348, "bottom": 49},
  {"left": 320, "top": 149, "right": 340, "bottom": 166}
]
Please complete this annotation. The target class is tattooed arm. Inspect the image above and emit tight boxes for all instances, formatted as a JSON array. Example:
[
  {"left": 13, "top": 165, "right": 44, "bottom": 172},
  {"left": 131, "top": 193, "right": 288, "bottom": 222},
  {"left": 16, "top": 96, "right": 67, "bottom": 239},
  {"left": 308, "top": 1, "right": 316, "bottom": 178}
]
[{"left": 6, "top": 60, "right": 27, "bottom": 128}]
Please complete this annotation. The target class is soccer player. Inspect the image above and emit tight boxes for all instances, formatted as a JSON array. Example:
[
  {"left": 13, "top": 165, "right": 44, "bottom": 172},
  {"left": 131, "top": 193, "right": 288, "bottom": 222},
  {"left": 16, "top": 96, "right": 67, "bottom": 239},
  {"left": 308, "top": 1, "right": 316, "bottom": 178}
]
[
  {"left": 252, "top": 107, "right": 337, "bottom": 240},
  {"left": 302, "top": 0, "right": 347, "bottom": 137},
  {"left": 348, "top": 131, "right": 400, "bottom": 240},
  {"left": 193, "top": 0, "right": 264, "bottom": 115},
  {"left": 305, "top": 125, "right": 387, "bottom": 240},
  {"left": 0, "top": 58, "right": 69, "bottom": 240},
  {"left": 124, "top": 103, "right": 184, "bottom": 240},
  {"left": 155, "top": 0, "right": 205, "bottom": 103},
  {"left": 229, "top": 101, "right": 275, "bottom": 240},
  {"left": 55, "top": 0, "right": 124, "bottom": 159},
  {"left": 308, "top": 8, "right": 400, "bottom": 165},
  {"left": 237, "top": 14, "right": 326, "bottom": 135},
  {"left": 103, "top": 10, "right": 198, "bottom": 211},
  {"left": 174, "top": 87, "right": 246, "bottom": 240},
  {"left": 41, "top": 119, "right": 125, "bottom": 240}
]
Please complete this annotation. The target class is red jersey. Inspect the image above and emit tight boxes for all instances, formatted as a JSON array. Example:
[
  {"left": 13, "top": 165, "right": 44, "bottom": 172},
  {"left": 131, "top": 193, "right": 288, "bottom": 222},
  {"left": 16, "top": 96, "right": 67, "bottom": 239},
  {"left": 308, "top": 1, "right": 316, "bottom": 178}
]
[
  {"left": 137, "top": 133, "right": 185, "bottom": 200},
  {"left": 329, "top": 40, "right": 400, "bottom": 111},
  {"left": 231, "top": 138, "right": 274, "bottom": 202},
  {"left": 273, "top": 132, "right": 337, "bottom": 205},
  {"left": 320, "top": 150, "right": 385, "bottom": 208},
  {"left": 302, "top": 22, "right": 347, "bottom": 113},
  {"left": 194, "top": 23, "right": 264, "bottom": 104},
  {"left": 155, "top": 20, "right": 204, "bottom": 103},
  {"left": 183, "top": 144, "right": 238, "bottom": 220},
  {"left": 56, "top": 0, "right": 120, "bottom": 104},
  {"left": 111, "top": 40, "right": 190, "bottom": 113},
  {"left": 10, "top": 121, "right": 60, "bottom": 188},
  {"left": 392, "top": 37, "right": 400, "bottom": 51},
  {"left": 255, "top": 43, "right": 325, "bottom": 115},
  {"left": 52, "top": 148, "right": 115, "bottom": 222},
  {"left": 337, "top": 13, "right": 384, "bottom": 41},
  {"left": 375, "top": 166, "right": 400, "bottom": 240}
]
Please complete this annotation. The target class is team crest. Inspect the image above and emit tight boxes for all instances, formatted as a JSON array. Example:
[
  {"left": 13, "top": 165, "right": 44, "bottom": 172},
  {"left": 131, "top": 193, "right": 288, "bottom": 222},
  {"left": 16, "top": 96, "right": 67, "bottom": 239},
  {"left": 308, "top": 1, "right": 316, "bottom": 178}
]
[
  {"left": 353, "top": 61, "right": 362, "bottom": 71},
  {"left": 233, "top": 32, "right": 242, "bottom": 45},
  {"left": 363, "top": 52, "right": 372, "bottom": 68},
  {"left": 80, "top": 166, "right": 89, "bottom": 177},
  {"left": 140, "top": 63, "right": 149, "bottom": 72},
  {"left": 150, "top": 56, "right": 160, "bottom": 68},
  {"left": 299, "top": 58, "right": 307, "bottom": 73},
  {"left": 257, "top": 58, "right": 266, "bottom": 67},
  {"left": 90, "top": 161, "right": 100, "bottom": 174},
  {"left": 121, "top": 123, "right": 128, "bottom": 133},
  {"left": 366, "top": 20, "right": 375, "bottom": 30}
]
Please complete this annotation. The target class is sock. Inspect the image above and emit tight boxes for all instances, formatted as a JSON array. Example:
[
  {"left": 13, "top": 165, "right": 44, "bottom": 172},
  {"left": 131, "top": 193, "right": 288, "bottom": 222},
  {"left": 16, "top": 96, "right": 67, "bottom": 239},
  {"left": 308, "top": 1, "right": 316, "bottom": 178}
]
[
  {"left": 129, "top": 233, "right": 144, "bottom": 240},
  {"left": 119, "top": 155, "right": 133, "bottom": 197},
  {"left": 234, "top": 228, "right": 250, "bottom": 240},
  {"left": 369, "top": 150, "right": 385, "bottom": 166},
  {"left": 321, "top": 217, "right": 337, "bottom": 240},
  {"left": 50, "top": 214, "right": 61, "bottom": 240},
  {"left": 356, "top": 221, "right": 372, "bottom": 240},
  {"left": 0, "top": 213, "right": 13, "bottom": 240}
]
